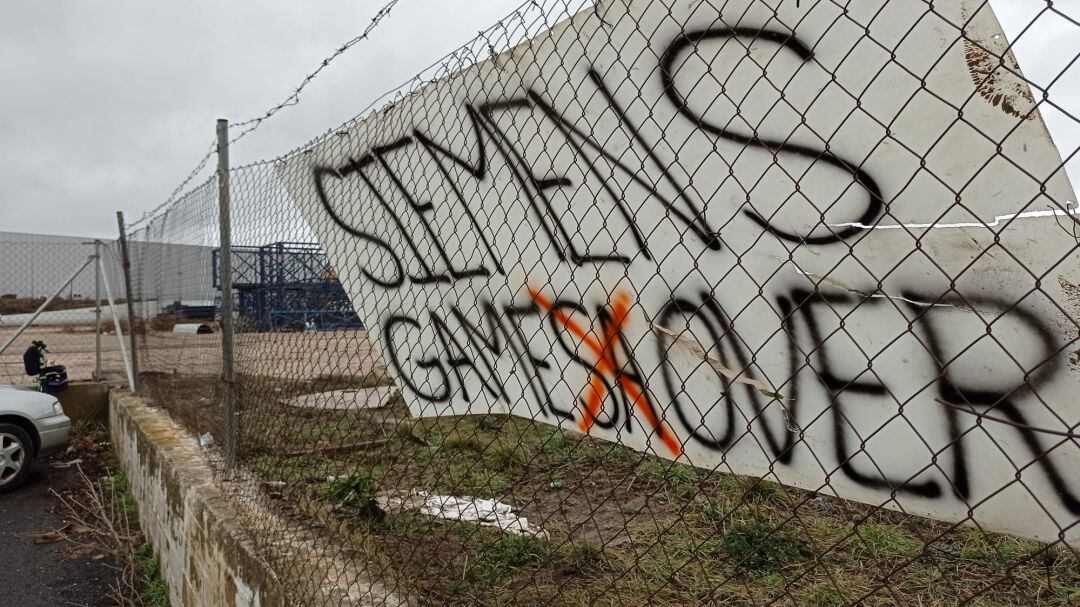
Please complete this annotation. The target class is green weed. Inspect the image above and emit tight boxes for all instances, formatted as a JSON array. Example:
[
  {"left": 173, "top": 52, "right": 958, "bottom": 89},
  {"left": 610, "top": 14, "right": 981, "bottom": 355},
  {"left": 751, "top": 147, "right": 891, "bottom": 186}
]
[
  {"left": 854, "top": 524, "right": 924, "bottom": 560},
  {"left": 636, "top": 458, "right": 699, "bottom": 492},
  {"left": 562, "top": 540, "right": 613, "bottom": 573},
  {"left": 716, "top": 512, "right": 808, "bottom": 573},
  {"left": 323, "top": 473, "right": 380, "bottom": 517},
  {"left": 104, "top": 472, "right": 139, "bottom": 523},
  {"left": 800, "top": 584, "right": 849, "bottom": 606},
  {"left": 696, "top": 496, "right": 734, "bottom": 528},
  {"left": 133, "top": 543, "right": 169, "bottom": 607},
  {"left": 445, "top": 533, "right": 556, "bottom": 595},
  {"left": 1053, "top": 586, "right": 1079, "bottom": 606},
  {"left": 441, "top": 428, "right": 487, "bottom": 452}
]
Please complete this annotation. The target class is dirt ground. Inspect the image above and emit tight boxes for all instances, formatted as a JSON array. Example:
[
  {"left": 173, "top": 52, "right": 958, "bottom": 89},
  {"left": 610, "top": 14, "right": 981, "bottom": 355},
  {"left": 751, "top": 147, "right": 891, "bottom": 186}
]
[
  {"left": 0, "top": 325, "right": 131, "bottom": 385},
  {"left": 137, "top": 370, "right": 1079, "bottom": 607},
  {"left": 30, "top": 327, "right": 1076, "bottom": 606},
  {"left": 0, "top": 325, "right": 387, "bottom": 385}
]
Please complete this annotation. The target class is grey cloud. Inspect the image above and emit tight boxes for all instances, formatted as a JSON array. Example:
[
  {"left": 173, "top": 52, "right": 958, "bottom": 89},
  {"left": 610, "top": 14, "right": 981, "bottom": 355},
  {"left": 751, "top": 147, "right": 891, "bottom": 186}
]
[
  {"left": 0, "top": 0, "right": 1075, "bottom": 240},
  {"left": 0, "top": 0, "right": 527, "bottom": 238}
]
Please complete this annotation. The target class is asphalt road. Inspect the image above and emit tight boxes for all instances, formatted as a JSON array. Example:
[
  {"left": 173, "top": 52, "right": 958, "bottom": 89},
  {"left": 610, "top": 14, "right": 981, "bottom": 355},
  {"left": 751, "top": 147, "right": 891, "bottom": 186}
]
[{"left": 0, "top": 458, "right": 115, "bottom": 607}]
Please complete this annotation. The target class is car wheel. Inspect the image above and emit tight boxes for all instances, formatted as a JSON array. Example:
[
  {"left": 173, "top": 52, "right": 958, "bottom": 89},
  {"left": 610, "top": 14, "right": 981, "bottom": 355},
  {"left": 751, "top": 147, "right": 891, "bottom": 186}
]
[{"left": 0, "top": 423, "right": 34, "bottom": 493}]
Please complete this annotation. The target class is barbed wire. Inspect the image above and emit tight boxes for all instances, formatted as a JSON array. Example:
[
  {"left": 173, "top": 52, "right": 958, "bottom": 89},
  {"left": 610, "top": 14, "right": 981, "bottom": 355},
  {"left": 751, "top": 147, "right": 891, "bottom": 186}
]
[
  {"left": 230, "top": 0, "right": 598, "bottom": 176},
  {"left": 129, "top": 141, "right": 215, "bottom": 230},
  {"left": 129, "top": 0, "right": 405, "bottom": 231},
  {"left": 227, "top": 0, "right": 404, "bottom": 144}
]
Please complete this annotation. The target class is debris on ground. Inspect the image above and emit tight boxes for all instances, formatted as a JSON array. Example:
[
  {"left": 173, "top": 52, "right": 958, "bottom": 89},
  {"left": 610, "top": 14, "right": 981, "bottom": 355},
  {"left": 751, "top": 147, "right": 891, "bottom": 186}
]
[
  {"left": 20, "top": 522, "right": 93, "bottom": 545},
  {"left": 50, "top": 459, "right": 84, "bottom": 469},
  {"left": 375, "top": 490, "right": 547, "bottom": 538}
]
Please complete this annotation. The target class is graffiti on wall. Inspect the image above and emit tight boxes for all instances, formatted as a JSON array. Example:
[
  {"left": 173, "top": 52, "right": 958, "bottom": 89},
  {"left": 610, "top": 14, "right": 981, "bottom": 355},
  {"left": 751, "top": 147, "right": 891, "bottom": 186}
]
[{"left": 281, "top": 0, "right": 1080, "bottom": 542}]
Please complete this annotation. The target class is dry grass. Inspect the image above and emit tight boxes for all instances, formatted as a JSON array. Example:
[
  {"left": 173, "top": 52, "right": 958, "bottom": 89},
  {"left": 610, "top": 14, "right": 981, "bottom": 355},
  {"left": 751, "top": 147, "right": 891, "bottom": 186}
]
[
  {"left": 50, "top": 424, "right": 169, "bottom": 607},
  {"left": 141, "top": 374, "right": 1079, "bottom": 606},
  {"left": 247, "top": 408, "right": 1077, "bottom": 604}
]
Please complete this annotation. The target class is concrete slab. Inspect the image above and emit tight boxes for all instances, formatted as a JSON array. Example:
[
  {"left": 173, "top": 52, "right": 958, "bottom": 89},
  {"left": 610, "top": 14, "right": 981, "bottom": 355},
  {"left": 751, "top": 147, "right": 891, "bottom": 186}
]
[
  {"left": 57, "top": 380, "right": 111, "bottom": 422},
  {"left": 285, "top": 385, "right": 397, "bottom": 411}
]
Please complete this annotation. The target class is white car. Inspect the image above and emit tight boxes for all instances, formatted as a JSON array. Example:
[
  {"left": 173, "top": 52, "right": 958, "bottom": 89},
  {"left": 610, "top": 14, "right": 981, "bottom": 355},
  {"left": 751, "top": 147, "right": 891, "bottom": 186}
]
[{"left": 0, "top": 385, "right": 71, "bottom": 493}]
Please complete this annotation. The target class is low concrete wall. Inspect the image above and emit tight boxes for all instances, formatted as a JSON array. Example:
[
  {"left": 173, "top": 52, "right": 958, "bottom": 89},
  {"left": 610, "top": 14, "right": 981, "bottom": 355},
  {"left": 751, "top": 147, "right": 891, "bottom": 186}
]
[
  {"left": 58, "top": 380, "right": 112, "bottom": 423},
  {"left": 110, "top": 390, "right": 284, "bottom": 607}
]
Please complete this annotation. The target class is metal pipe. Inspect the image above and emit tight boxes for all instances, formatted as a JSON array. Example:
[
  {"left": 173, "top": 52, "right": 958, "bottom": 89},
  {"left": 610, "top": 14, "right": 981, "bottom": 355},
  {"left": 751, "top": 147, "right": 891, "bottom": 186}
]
[
  {"left": 0, "top": 255, "right": 96, "bottom": 356},
  {"left": 99, "top": 256, "right": 135, "bottom": 390},
  {"left": 94, "top": 240, "right": 102, "bottom": 381},
  {"left": 116, "top": 212, "right": 140, "bottom": 390},
  {"left": 217, "top": 118, "right": 237, "bottom": 470}
]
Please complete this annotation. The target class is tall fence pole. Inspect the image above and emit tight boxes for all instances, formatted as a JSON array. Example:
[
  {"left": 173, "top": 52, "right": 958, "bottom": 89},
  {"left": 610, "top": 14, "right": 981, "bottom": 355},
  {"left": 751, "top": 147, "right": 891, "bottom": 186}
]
[
  {"left": 217, "top": 118, "right": 237, "bottom": 471},
  {"left": 116, "top": 212, "right": 139, "bottom": 391},
  {"left": 98, "top": 256, "right": 136, "bottom": 390},
  {"left": 94, "top": 239, "right": 102, "bottom": 381}
]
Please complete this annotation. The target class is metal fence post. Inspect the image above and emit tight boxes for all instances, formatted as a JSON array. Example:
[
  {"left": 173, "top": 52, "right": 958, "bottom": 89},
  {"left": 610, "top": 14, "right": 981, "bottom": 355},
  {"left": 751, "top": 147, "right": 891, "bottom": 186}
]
[
  {"left": 116, "top": 212, "right": 140, "bottom": 391},
  {"left": 94, "top": 239, "right": 102, "bottom": 381},
  {"left": 217, "top": 118, "right": 237, "bottom": 471},
  {"left": 98, "top": 255, "right": 136, "bottom": 390}
]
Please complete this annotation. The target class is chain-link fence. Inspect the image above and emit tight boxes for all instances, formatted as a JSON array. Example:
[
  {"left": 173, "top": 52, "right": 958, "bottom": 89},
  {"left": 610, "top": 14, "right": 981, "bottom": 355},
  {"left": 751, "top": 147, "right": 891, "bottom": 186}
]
[
  {"left": 0, "top": 232, "right": 131, "bottom": 387},
  {"left": 126, "top": 0, "right": 1079, "bottom": 604}
]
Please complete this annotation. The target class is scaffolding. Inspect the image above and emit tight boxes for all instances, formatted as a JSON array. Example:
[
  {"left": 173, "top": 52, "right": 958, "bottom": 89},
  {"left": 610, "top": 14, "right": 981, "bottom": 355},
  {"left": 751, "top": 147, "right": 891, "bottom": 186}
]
[{"left": 211, "top": 242, "right": 363, "bottom": 332}]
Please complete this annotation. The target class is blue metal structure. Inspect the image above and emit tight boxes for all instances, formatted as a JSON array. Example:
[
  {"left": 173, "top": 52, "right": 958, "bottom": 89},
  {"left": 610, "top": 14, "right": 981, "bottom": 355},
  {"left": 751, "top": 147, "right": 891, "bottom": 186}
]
[{"left": 212, "top": 242, "right": 363, "bottom": 331}]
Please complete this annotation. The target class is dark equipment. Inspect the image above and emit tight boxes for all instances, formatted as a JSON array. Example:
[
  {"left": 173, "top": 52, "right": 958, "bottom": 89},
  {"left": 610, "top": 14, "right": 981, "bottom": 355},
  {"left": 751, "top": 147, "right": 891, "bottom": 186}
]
[
  {"left": 212, "top": 242, "right": 363, "bottom": 332},
  {"left": 22, "top": 340, "right": 68, "bottom": 394},
  {"left": 163, "top": 300, "right": 217, "bottom": 320}
]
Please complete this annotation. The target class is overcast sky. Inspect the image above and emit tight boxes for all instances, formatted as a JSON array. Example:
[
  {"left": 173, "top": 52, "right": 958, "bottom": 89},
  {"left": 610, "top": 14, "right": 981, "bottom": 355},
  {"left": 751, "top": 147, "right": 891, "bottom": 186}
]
[{"left": 0, "top": 0, "right": 1076, "bottom": 240}]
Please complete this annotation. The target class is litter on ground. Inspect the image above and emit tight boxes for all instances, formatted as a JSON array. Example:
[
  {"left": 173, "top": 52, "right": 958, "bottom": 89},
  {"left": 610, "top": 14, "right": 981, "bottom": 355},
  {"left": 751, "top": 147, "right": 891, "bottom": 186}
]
[{"left": 375, "top": 490, "right": 546, "bottom": 538}]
